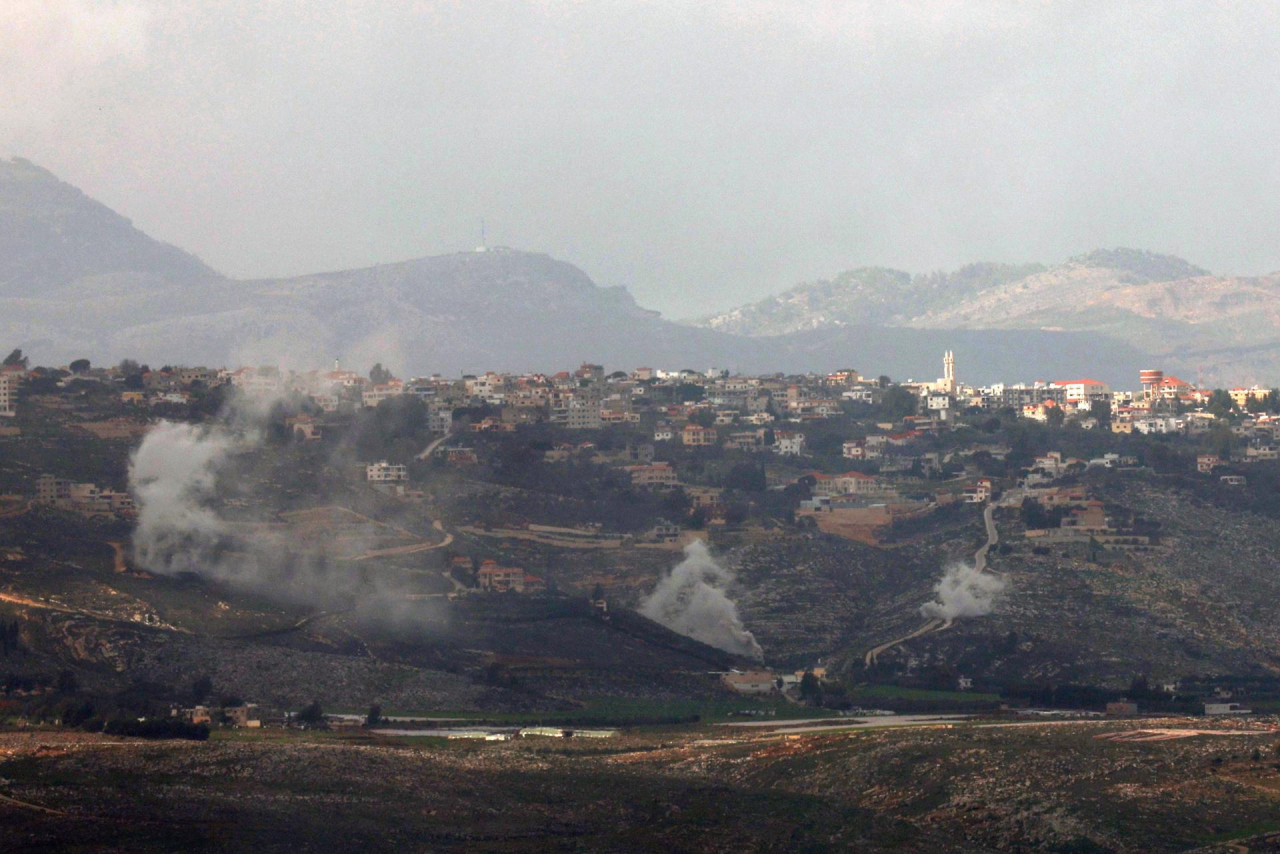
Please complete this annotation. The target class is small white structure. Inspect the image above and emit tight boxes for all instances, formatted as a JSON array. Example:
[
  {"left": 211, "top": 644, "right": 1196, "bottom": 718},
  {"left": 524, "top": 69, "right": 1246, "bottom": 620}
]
[
  {"left": 366, "top": 461, "right": 408, "bottom": 482},
  {"left": 774, "top": 432, "right": 806, "bottom": 456},
  {"left": 721, "top": 671, "right": 777, "bottom": 694},
  {"left": 1204, "top": 702, "right": 1251, "bottom": 716}
]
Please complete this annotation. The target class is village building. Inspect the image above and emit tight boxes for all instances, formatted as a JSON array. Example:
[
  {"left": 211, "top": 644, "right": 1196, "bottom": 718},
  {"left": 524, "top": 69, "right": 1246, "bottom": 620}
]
[
  {"left": 1196, "top": 454, "right": 1222, "bottom": 474},
  {"left": 811, "top": 471, "right": 884, "bottom": 498},
  {"left": 681, "top": 424, "right": 717, "bottom": 447},
  {"left": 646, "top": 520, "right": 681, "bottom": 543},
  {"left": 625, "top": 462, "right": 678, "bottom": 488},
  {"left": 366, "top": 461, "right": 408, "bottom": 482},
  {"left": 774, "top": 431, "right": 806, "bottom": 455},
  {"left": 35, "top": 474, "right": 135, "bottom": 518},
  {"left": 1204, "top": 702, "right": 1251, "bottom": 716},
  {"left": 1054, "top": 378, "right": 1112, "bottom": 403},
  {"left": 962, "top": 478, "right": 993, "bottom": 503},
  {"left": 362, "top": 380, "right": 404, "bottom": 408},
  {"left": 476, "top": 559, "right": 545, "bottom": 593},
  {"left": 720, "top": 671, "right": 778, "bottom": 694},
  {"left": 0, "top": 371, "right": 18, "bottom": 418}
]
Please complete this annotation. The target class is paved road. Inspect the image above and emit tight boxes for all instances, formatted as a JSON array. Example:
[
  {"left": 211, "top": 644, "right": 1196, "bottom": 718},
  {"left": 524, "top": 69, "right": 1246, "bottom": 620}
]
[
  {"left": 864, "top": 617, "right": 951, "bottom": 668},
  {"left": 416, "top": 432, "right": 451, "bottom": 460},
  {"left": 864, "top": 491, "right": 1008, "bottom": 667}
]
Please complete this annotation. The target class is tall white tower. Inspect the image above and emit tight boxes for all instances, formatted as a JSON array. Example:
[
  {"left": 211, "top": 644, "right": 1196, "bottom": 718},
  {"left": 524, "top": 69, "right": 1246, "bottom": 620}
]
[{"left": 943, "top": 350, "right": 956, "bottom": 393}]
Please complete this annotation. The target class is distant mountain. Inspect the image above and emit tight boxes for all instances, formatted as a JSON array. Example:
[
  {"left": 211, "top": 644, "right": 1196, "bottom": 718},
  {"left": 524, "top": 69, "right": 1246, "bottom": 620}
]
[
  {"left": 697, "top": 249, "right": 1280, "bottom": 385},
  {"left": 0, "top": 159, "right": 1154, "bottom": 382},
  {"left": 697, "top": 262, "right": 1046, "bottom": 336},
  {"left": 0, "top": 157, "right": 218, "bottom": 295}
]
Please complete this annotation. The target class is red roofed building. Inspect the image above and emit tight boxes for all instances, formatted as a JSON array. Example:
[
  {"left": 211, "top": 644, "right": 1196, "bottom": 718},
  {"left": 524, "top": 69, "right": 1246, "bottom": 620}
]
[
  {"left": 477, "top": 560, "right": 546, "bottom": 594},
  {"left": 477, "top": 560, "right": 524, "bottom": 592}
]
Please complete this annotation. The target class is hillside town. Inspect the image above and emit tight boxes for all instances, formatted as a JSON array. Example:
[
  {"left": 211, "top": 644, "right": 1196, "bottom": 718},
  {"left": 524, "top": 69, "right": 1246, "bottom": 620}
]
[
  {"left": 6, "top": 349, "right": 1276, "bottom": 443},
  {"left": 3, "top": 348, "right": 1276, "bottom": 567},
  {"left": 4, "top": 350, "right": 1276, "bottom": 532}
]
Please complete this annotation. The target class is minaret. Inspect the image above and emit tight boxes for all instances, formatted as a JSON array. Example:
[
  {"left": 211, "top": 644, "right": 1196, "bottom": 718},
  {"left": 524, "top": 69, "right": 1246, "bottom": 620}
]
[{"left": 943, "top": 350, "right": 955, "bottom": 393}]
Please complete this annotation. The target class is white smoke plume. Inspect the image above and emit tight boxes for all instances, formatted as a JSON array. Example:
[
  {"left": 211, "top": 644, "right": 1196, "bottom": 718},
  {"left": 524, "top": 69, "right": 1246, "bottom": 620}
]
[
  {"left": 640, "top": 540, "right": 762, "bottom": 659},
  {"left": 127, "top": 388, "right": 400, "bottom": 609},
  {"left": 919, "top": 563, "right": 1005, "bottom": 621},
  {"left": 130, "top": 420, "right": 240, "bottom": 575}
]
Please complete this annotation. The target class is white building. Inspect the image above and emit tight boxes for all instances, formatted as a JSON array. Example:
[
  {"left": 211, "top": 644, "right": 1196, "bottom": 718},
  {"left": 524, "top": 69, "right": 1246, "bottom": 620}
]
[
  {"left": 1054, "top": 379, "right": 1111, "bottom": 402},
  {"left": 1204, "top": 702, "right": 1251, "bottom": 716},
  {"left": 811, "top": 471, "right": 883, "bottom": 497},
  {"left": 1133, "top": 416, "right": 1185, "bottom": 435},
  {"left": 932, "top": 350, "right": 956, "bottom": 394},
  {"left": 427, "top": 406, "right": 454, "bottom": 433},
  {"left": 774, "top": 432, "right": 806, "bottom": 456},
  {"left": 720, "top": 671, "right": 777, "bottom": 694},
  {"left": 366, "top": 461, "right": 408, "bottom": 482},
  {"left": 0, "top": 373, "right": 17, "bottom": 417}
]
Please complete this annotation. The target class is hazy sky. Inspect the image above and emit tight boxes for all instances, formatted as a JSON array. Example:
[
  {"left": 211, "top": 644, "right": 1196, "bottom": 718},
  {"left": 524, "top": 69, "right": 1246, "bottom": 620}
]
[{"left": 5, "top": 1, "right": 1280, "bottom": 316}]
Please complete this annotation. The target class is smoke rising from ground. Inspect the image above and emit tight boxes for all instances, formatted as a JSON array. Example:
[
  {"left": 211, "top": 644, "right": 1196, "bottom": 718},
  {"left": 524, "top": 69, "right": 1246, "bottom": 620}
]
[
  {"left": 920, "top": 563, "right": 1005, "bottom": 621},
  {"left": 130, "top": 420, "right": 239, "bottom": 576},
  {"left": 127, "top": 389, "right": 435, "bottom": 617},
  {"left": 640, "top": 541, "right": 762, "bottom": 659}
]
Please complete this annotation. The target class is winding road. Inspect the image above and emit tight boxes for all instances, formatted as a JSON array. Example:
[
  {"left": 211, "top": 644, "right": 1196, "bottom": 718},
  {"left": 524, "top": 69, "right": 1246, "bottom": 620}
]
[{"left": 864, "top": 494, "right": 1008, "bottom": 668}]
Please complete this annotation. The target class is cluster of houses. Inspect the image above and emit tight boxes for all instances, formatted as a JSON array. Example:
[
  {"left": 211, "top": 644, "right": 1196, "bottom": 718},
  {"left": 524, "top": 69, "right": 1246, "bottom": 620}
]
[
  {"left": 7, "top": 358, "right": 1280, "bottom": 516},
  {"left": 34, "top": 473, "right": 135, "bottom": 519},
  {"left": 721, "top": 666, "right": 828, "bottom": 695},
  {"left": 8, "top": 353, "right": 1280, "bottom": 453}
]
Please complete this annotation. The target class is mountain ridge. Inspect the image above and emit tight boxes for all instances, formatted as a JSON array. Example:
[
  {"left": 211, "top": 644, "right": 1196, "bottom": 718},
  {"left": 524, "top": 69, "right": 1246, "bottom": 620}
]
[
  {"left": 694, "top": 249, "right": 1280, "bottom": 385},
  {"left": 0, "top": 157, "right": 219, "bottom": 294},
  {"left": 0, "top": 158, "right": 1157, "bottom": 384}
]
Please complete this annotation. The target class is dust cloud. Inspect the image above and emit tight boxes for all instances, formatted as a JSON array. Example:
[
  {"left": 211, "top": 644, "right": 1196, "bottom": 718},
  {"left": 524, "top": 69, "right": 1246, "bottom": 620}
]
[
  {"left": 640, "top": 541, "right": 762, "bottom": 659},
  {"left": 919, "top": 563, "right": 1005, "bottom": 621}
]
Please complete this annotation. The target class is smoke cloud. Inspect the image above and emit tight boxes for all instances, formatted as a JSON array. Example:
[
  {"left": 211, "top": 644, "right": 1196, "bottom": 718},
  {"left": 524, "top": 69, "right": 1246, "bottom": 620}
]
[
  {"left": 127, "top": 388, "right": 429, "bottom": 615},
  {"left": 919, "top": 563, "right": 1005, "bottom": 621},
  {"left": 640, "top": 541, "right": 762, "bottom": 659},
  {"left": 129, "top": 420, "right": 239, "bottom": 576}
]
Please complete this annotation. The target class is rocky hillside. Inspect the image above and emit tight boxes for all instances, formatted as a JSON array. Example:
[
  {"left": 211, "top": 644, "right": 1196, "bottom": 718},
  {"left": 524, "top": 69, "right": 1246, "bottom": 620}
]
[
  {"left": 698, "top": 262, "right": 1046, "bottom": 336},
  {"left": 697, "top": 248, "right": 1280, "bottom": 385}
]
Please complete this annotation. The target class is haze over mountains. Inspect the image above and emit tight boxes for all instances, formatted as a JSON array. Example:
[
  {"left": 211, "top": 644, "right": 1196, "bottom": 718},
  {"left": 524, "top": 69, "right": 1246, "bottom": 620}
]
[
  {"left": 698, "top": 249, "right": 1280, "bottom": 386},
  {"left": 3, "top": 157, "right": 1274, "bottom": 385}
]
